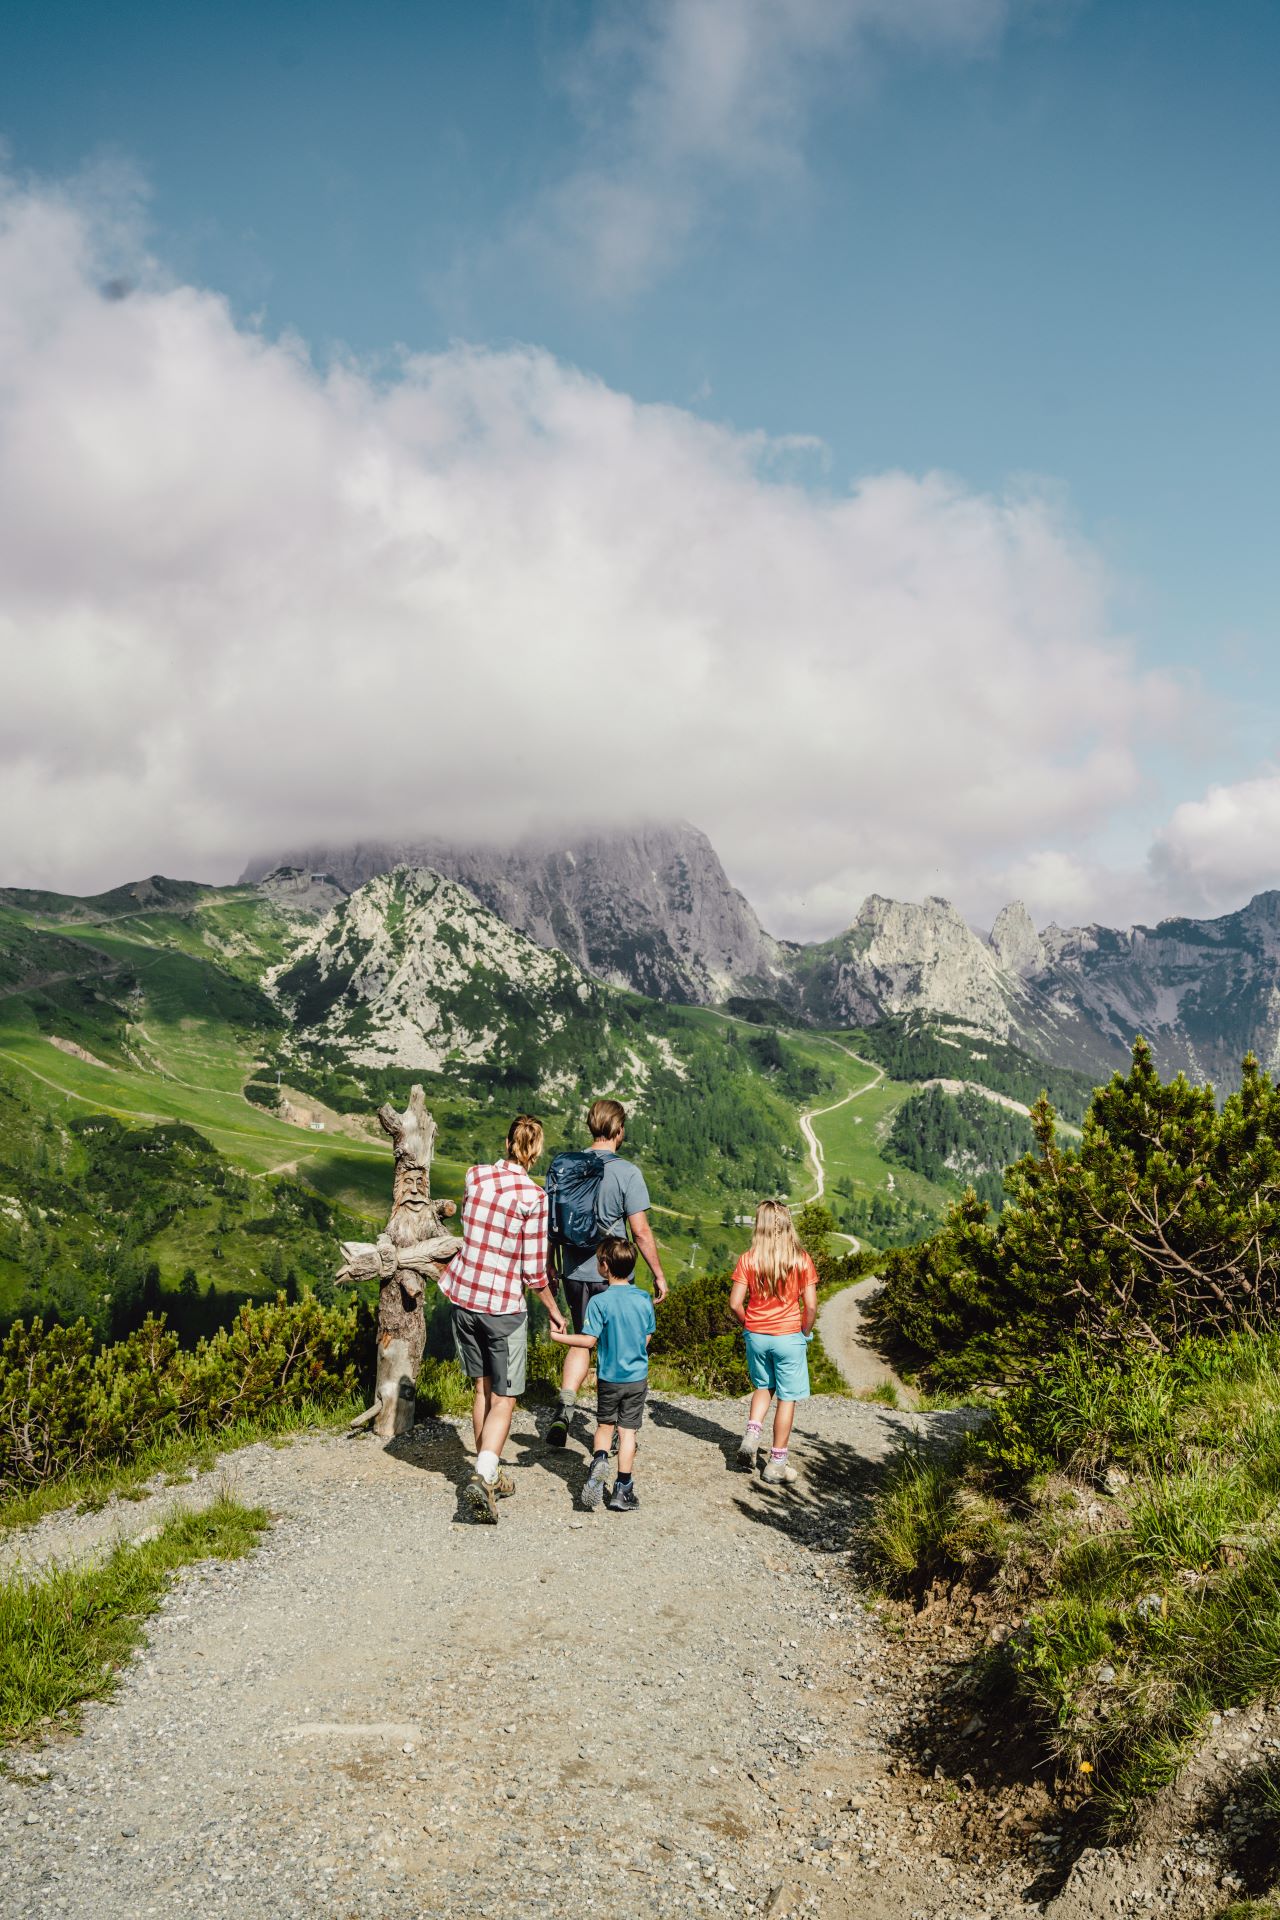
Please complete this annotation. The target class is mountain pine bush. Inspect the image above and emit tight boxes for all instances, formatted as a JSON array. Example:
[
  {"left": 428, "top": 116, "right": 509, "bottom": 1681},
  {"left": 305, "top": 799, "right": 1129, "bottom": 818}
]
[
  {"left": 0, "top": 1295, "right": 367, "bottom": 1493},
  {"left": 874, "top": 1039, "right": 1280, "bottom": 1386}
]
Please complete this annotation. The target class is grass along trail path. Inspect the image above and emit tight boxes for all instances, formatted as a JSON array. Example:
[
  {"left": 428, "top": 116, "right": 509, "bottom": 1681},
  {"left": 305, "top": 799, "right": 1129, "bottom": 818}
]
[{"left": 0, "top": 1396, "right": 1027, "bottom": 1920}]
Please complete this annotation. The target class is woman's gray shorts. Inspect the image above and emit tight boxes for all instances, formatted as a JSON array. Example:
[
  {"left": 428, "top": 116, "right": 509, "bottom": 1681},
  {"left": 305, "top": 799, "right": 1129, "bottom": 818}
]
[{"left": 451, "top": 1307, "right": 528, "bottom": 1397}]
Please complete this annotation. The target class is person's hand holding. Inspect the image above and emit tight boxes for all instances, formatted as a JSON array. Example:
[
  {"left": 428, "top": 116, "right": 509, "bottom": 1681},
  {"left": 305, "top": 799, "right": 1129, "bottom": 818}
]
[{"left": 549, "top": 1324, "right": 570, "bottom": 1344}]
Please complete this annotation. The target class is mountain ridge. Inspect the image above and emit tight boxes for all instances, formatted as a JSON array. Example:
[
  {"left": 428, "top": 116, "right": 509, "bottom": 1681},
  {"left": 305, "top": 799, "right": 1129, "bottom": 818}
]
[
  {"left": 244, "top": 821, "right": 787, "bottom": 1008},
  {"left": 210, "top": 824, "right": 1280, "bottom": 1087}
]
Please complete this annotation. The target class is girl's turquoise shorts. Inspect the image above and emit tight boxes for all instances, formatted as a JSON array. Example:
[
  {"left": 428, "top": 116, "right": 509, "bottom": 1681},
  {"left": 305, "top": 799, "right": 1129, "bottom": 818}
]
[{"left": 744, "top": 1330, "right": 811, "bottom": 1401}]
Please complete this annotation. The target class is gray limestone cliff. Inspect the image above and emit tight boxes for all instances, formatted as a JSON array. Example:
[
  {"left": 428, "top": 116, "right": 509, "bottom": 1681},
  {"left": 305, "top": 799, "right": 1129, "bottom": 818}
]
[
  {"left": 246, "top": 822, "right": 785, "bottom": 1006},
  {"left": 791, "top": 894, "right": 1026, "bottom": 1037}
]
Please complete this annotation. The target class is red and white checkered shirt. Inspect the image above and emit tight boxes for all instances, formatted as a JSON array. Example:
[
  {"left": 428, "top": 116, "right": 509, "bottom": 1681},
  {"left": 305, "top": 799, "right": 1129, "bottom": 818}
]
[{"left": 441, "top": 1159, "right": 550, "bottom": 1316}]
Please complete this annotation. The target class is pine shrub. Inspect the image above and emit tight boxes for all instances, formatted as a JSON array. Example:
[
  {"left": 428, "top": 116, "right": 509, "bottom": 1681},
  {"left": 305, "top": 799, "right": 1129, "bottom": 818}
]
[
  {"left": 875, "top": 1039, "right": 1280, "bottom": 1386},
  {"left": 0, "top": 1295, "right": 367, "bottom": 1494}
]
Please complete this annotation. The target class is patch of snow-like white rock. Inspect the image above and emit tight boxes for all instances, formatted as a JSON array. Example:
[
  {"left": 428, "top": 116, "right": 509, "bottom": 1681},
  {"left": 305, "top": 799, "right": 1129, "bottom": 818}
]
[{"left": 266, "top": 867, "right": 586, "bottom": 1072}]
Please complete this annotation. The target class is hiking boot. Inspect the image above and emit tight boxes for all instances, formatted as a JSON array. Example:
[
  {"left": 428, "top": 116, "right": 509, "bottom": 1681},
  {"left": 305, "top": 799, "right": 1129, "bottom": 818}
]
[
  {"left": 737, "top": 1430, "right": 761, "bottom": 1470},
  {"left": 607, "top": 1481, "right": 640, "bottom": 1513},
  {"left": 492, "top": 1468, "right": 516, "bottom": 1499},
  {"left": 761, "top": 1457, "right": 799, "bottom": 1486},
  {"left": 544, "top": 1410, "right": 570, "bottom": 1449},
  {"left": 463, "top": 1472, "right": 499, "bottom": 1523},
  {"left": 581, "top": 1455, "right": 610, "bottom": 1511}
]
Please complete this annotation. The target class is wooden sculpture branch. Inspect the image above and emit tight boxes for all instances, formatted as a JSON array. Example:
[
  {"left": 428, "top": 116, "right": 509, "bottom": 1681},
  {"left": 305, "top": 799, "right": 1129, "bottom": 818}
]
[{"left": 335, "top": 1085, "right": 462, "bottom": 1439}]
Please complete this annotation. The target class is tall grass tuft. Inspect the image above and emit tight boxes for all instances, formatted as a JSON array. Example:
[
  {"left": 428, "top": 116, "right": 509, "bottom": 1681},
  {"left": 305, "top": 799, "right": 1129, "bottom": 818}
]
[{"left": 868, "top": 1329, "right": 1280, "bottom": 1816}]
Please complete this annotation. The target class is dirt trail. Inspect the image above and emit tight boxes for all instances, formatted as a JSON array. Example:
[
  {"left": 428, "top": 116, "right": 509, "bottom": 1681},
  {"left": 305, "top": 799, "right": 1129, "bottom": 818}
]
[
  {"left": 1, "top": 1397, "right": 1024, "bottom": 1920},
  {"left": 799, "top": 1045, "right": 884, "bottom": 1206},
  {"left": 817, "top": 1280, "right": 911, "bottom": 1405}
]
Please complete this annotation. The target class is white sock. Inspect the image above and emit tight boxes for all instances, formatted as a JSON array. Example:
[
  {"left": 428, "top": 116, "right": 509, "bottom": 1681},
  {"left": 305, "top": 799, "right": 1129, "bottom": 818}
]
[{"left": 476, "top": 1450, "right": 500, "bottom": 1483}]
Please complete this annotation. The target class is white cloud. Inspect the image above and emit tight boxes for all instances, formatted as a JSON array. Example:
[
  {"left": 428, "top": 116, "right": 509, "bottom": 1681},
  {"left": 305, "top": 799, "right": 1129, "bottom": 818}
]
[
  {"left": 1148, "top": 774, "right": 1280, "bottom": 917},
  {"left": 522, "top": 0, "right": 1023, "bottom": 298},
  {"left": 0, "top": 169, "right": 1180, "bottom": 939}
]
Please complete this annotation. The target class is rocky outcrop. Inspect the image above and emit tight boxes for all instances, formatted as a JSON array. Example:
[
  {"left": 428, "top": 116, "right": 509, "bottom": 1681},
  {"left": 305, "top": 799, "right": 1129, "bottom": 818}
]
[
  {"left": 245, "top": 823, "right": 785, "bottom": 1006},
  {"left": 990, "top": 901, "right": 1044, "bottom": 978},
  {"left": 256, "top": 865, "right": 349, "bottom": 917},
  {"left": 792, "top": 895, "right": 1025, "bottom": 1038},
  {"left": 1032, "top": 890, "right": 1280, "bottom": 1087},
  {"left": 267, "top": 867, "right": 602, "bottom": 1076}
]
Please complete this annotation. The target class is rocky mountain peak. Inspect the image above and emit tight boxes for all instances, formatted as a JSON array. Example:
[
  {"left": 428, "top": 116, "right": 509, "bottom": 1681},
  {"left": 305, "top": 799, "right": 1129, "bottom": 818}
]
[
  {"left": 990, "top": 901, "right": 1045, "bottom": 978},
  {"left": 245, "top": 820, "right": 784, "bottom": 1006},
  {"left": 794, "top": 891, "right": 1018, "bottom": 1037}
]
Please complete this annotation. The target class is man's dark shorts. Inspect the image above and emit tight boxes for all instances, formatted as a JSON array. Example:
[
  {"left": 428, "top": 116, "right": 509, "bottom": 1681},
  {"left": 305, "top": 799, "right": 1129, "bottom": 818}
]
[
  {"left": 451, "top": 1306, "right": 528, "bottom": 1397},
  {"left": 597, "top": 1379, "right": 648, "bottom": 1431},
  {"left": 564, "top": 1274, "right": 608, "bottom": 1335}
]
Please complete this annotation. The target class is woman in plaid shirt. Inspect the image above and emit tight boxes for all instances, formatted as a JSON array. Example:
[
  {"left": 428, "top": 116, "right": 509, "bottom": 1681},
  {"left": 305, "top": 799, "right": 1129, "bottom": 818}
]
[{"left": 443, "top": 1114, "right": 566, "bottom": 1524}]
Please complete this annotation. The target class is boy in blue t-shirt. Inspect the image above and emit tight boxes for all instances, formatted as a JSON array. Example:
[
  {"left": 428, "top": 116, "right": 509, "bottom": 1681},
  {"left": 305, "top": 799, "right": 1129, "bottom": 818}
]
[{"left": 549, "top": 1234, "right": 655, "bottom": 1513}]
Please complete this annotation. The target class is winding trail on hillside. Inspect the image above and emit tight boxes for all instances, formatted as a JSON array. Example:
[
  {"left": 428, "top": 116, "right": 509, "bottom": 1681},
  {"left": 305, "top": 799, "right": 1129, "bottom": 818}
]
[
  {"left": 0, "top": 1397, "right": 1025, "bottom": 1920},
  {"left": 800, "top": 1042, "right": 884, "bottom": 1206}
]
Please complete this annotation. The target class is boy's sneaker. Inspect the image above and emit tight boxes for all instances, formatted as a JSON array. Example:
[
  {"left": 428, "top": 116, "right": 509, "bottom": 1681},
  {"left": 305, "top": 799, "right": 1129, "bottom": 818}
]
[
  {"left": 761, "top": 1457, "right": 799, "bottom": 1486},
  {"left": 737, "top": 1430, "right": 760, "bottom": 1470},
  {"left": 492, "top": 1468, "right": 516, "bottom": 1499},
  {"left": 463, "top": 1472, "right": 499, "bottom": 1523},
  {"left": 607, "top": 1481, "right": 640, "bottom": 1513},
  {"left": 544, "top": 1410, "right": 570, "bottom": 1449},
  {"left": 581, "top": 1455, "right": 610, "bottom": 1511}
]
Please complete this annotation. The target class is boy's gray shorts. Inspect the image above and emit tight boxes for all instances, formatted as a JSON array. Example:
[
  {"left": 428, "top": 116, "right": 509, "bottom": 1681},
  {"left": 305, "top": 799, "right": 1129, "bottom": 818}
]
[{"left": 597, "top": 1379, "right": 648, "bottom": 1431}]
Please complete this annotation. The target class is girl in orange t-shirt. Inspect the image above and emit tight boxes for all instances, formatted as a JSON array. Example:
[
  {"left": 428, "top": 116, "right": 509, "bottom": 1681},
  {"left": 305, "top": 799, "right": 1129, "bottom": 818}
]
[{"left": 728, "top": 1200, "right": 818, "bottom": 1485}]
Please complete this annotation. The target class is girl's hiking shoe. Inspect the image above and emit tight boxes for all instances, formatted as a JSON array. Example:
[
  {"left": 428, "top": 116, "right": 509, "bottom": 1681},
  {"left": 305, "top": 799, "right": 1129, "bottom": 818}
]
[
  {"left": 544, "top": 1410, "right": 570, "bottom": 1449},
  {"left": 492, "top": 1468, "right": 516, "bottom": 1499},
  {"left": 463, "top": 1472, "right": 499, "bottom": 1523},
  {"left": 761, "top": 1458, "right": 799, "bottom": 1486},
  {"left": 607, "top": 1482, "right": 640, "bottom": 1513},
  {"left": 581, "top": 1455, "right": 611, "bottom": 1510},
  {"left": 737, "top": 1431, "right": 760, "bottom": 1469}
]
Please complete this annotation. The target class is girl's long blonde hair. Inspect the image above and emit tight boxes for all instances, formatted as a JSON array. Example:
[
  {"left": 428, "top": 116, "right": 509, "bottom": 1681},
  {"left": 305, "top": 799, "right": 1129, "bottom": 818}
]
[{"left": 747, "top": 1199, "right": 805, "bottom": 1297}]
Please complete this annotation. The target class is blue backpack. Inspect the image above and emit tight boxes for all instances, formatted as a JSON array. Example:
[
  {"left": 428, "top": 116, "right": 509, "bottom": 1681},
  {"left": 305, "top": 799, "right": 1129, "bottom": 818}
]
[{"left": 545, "top": 1151, "right": 607, "bottom": 1265}]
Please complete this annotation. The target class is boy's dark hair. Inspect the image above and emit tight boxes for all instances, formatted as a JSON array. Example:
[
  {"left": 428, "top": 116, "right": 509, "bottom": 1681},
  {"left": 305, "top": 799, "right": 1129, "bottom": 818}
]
[{"left": 595, "top": 1235, "right": 637, "bottom": 1280}]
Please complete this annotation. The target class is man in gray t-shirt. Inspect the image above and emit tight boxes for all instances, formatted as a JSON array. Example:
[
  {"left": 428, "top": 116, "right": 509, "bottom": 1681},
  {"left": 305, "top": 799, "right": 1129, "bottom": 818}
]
[{"left": 545, "top": 1097, "right": 668, "bottom": 1449}]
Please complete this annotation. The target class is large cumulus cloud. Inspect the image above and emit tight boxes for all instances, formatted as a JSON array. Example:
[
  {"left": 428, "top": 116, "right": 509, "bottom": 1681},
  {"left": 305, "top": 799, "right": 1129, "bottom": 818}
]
[{"left": 0, "top": 169, "right": 1181, "bottom": 937}]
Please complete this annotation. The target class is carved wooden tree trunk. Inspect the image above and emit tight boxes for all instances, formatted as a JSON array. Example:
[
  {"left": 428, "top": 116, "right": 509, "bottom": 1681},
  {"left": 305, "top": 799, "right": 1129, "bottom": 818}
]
[{"left": 335, "top": 1085, "right": 462, "bottom": 1439}]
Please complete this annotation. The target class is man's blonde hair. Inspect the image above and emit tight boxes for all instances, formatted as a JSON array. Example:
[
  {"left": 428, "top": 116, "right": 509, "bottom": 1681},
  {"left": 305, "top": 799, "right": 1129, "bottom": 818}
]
[
  {"left": 586, "top": 1097, "right": 626, "bottom": 1142},
  {"left": 747, "top": 1199, "right": 805, "bottom": 1298},
  {"left": 505, "top": 1114, "right": 544, "bottom": 1170}
]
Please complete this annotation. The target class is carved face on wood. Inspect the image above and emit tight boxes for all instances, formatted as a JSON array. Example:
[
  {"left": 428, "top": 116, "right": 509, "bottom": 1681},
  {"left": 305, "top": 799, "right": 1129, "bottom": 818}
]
[{"left": 395, "top": 1166, "right": 433, "bottom": 1208}]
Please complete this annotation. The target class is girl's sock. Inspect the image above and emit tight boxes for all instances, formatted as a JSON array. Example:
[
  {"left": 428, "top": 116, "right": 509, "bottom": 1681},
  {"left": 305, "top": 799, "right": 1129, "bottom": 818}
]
[
  {"left": 769, "top": 1447, "right": 788, "bottom": 1462},
  {"left": 476, "top": 1450, "right": 500, "bottom": 1483},
  {"left": 745, "top": 1419, "right": 763, "bottom": 1436}
]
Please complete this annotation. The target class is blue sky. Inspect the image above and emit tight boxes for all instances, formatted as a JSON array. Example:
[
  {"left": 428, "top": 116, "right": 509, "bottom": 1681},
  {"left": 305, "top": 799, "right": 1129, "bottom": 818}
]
[{"left": 1, "top": 0, "right": 1278, "bottom": 929}]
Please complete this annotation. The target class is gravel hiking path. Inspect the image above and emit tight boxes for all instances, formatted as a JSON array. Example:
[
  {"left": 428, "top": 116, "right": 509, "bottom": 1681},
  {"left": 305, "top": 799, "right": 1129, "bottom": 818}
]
[
  {"left": 0, "top": 1396, "right": 1030, "bottom": 1920},
  {"left": 817, "top": 1281, "right": 911, "bottom": 1405}
]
